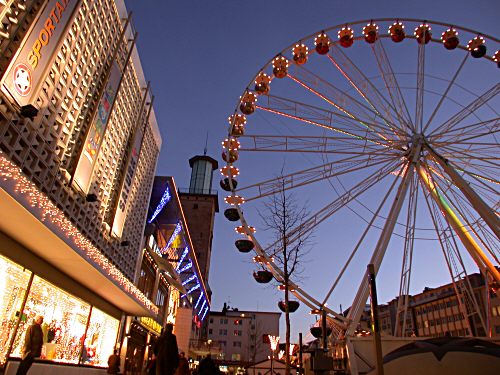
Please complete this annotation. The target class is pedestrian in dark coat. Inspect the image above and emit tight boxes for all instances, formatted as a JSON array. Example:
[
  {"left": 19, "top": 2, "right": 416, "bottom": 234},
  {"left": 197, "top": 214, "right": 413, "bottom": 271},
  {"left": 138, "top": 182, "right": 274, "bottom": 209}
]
[
  {"left": 107, "top": 348, "right": 120, "bottom": 374},
  {"left": 16, "top": 315, "right": 44, "bottom": 375},
  {"left": 176, "top": 352, "right": 190, "bottom": 375},
  {"left": 198, "top": 354, "right": 219, "bottom": 375},
  {"left": 155, "top": 323, "right": 179, "bottom": 375}
]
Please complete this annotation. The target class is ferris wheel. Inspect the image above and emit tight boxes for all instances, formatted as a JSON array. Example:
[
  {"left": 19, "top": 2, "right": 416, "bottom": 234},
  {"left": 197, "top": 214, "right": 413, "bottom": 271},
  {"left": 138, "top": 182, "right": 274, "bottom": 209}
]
[{"left": 220, "top": 18, "right": 500, "bottom": 338}]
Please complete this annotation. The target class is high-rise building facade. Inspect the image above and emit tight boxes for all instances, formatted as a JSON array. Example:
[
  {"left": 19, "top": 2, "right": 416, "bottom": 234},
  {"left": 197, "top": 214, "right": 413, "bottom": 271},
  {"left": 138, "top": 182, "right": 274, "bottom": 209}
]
[{"left": 0, "top": 0, "right": 161, "bottom": 371}]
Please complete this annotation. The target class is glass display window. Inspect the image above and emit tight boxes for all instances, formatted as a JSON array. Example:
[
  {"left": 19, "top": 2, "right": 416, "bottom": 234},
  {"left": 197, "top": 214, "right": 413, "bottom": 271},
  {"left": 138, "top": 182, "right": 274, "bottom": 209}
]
[
  {"left": 10, "top": 275, "right": 90, "bottom": 363},
  {"left": 0, "top": 255, "right": 32, "bottom": 365},
  {"left": 0, "top": 255, "right": 121, "bottom": 368},
  {"left": 83, "top": 307, "right": 119, "bottom": 367}
]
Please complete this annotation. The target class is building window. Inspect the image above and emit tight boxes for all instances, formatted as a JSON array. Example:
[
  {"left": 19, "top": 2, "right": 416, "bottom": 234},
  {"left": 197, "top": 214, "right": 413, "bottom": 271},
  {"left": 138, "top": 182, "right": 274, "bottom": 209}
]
[
  {"left": 209, "top": 329, "right": 213, "bottom": 334},
  {"left": 210, "top": 318, "right": 213, "bottom": 323},
  {"left": 231, "top": 353, "right": 241, "bottom": 361},
  {"left": 0, "top": 255, "right": 118, "bottom": 367},
  {"left": 492, "top": 306, "right": 500, "bottom": 317},
  {"left": 137, "top": 256, "right": 156, "bottom": 299},
  {"left": 156, "top": 283, "right": 168, "bottom": 322},
  {"left": 234, "top": 319, "right": 242, "bottom": 325},
  {"left": 219, "top": 329, "right": 227, "bottom": 335},
  {"left": 233, "top": 341, "right": 242, "bottom": 347},
  {"left": 234, "top": 330, "right": 242, "bottom": 336}
]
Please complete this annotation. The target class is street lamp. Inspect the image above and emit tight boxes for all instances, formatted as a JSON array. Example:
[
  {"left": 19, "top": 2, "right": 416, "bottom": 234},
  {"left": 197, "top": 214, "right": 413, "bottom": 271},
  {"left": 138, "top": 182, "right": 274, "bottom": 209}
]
[
  {"left": 268, "top": 335, "right": 279, "bottom": 375},
  {"left": 207, "top": 339, "right": 212, "bottom": 355}
]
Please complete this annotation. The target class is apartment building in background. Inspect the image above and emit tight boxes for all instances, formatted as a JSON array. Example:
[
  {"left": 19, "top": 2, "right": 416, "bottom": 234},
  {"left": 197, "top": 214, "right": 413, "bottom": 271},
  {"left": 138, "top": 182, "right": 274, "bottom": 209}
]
[
  {"left": 207, "top": 304, "right": 281, "bottom": 365},
  {"left": 355, "top": 272, "right": 500, "bottom": 338}
]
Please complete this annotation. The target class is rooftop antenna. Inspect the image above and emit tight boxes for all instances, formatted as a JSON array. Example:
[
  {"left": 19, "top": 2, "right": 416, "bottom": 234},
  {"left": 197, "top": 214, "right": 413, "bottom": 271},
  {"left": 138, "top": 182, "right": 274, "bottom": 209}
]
[{"left": 204, "top": 132, "right": 209, "bottom": 156}]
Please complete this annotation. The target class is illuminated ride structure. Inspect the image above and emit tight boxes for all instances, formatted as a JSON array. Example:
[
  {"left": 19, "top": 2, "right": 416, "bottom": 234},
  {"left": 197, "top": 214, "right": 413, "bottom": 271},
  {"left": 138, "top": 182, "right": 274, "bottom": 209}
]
[{"left": 221, "top": 18, "right": 499, "bottom": 372}]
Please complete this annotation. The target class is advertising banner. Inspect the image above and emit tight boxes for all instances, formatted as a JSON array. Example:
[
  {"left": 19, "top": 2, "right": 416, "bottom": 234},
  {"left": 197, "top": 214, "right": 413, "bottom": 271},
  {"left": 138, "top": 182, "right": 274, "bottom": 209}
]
[
  {"left": 73, "top": 62, "right": 121, "bottom": 194},
  {"left": 110, "top": 109, "right": 148, "bottom": 238},
  {"left": 0, "top": 0, "right": 80, "bottom": 107}
]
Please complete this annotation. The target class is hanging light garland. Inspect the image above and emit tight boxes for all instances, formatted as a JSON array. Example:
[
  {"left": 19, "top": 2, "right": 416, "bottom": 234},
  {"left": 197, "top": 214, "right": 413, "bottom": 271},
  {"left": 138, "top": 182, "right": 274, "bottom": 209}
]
[
  {"left": 148, "top": 185, "right": 171, "bottom": 223},
  {"left": 0, "top": 153, "right": 158, "bottom": 315}
]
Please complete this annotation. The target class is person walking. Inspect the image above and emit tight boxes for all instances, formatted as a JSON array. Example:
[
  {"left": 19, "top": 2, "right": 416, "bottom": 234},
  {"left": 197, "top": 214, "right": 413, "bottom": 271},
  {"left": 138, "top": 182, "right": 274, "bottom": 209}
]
[
  {"left": 16, "top": 315, "right": 44, "bottom": 375},
  {"left": 198, "top": 354, "right": 218, "bottom": 375},
  {"left": 107, "top": 348, "right": 120, "bottom": 374},
  {"left": 155, "top": 323, "right": 179, "bottom": 375},
  {"left": 176, "top": 352, "right": 190, "bottom": 375}
]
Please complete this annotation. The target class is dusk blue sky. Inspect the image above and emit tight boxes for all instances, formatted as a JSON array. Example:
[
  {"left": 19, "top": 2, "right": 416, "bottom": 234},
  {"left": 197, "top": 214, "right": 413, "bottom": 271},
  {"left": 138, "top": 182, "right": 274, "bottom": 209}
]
[{"left": 124, "top": 0, "right": 499, "bottom": 341}]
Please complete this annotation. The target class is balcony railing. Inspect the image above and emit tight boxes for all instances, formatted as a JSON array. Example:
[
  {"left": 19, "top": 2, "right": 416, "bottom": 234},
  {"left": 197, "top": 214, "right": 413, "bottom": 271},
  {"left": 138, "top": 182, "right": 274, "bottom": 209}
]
[
  {"left": 189, "top": 339, "right": 224, "bottom": 357},
  {"left": 178, "top": 187, "right": 218, "bottom": 196}
]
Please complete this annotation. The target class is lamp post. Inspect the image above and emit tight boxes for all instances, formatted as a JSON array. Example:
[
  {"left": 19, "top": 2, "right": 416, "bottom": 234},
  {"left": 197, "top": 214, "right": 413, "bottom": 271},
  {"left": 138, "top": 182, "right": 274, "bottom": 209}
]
[
  {"left": 207, "top": 339, "right": 212, "bottom": 356},
  {"left": 268, "top": 335, "right": 280, "bottom": 375}
]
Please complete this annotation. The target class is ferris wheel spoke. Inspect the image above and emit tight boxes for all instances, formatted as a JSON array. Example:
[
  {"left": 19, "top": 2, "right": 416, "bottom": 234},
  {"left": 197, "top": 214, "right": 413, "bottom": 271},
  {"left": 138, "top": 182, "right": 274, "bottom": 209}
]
[
  {"left": 436, "top": 147, "right": 499, "bottom": 171},
  {"left": 415, "top": 41, "right": 427, "bottom": 132},
  {"left": 262, "top": 93, "right": 398, "bottom": 137},
  {"left": 456, "top": 167, "right": 500, "bottom": 197},
  {"left": 371, "top": 39, "right": 414, "bottom": 132},
  {"left": 422, "top": 53, "right": 469, "bottom": 134},
  {"left": 240, "top": 134, "right": 395, "bottom": 155},
  {"left": 284, "top": 76, "right": 396, "bottom": 142},
  {"left": 441, "top": 127, "right": 500, "bottom": 146},
  {"left": 426, "top": 157, "right": 499, "bottom": 212},
  {"left": 321, "top": 163, "right": 405, "bottom": 307},
  {"left": 394, "top": 172, "right": 419, "bottom": 336},
  {"left": 427, "top": 146, "right": 500, "bottom": 240},
  {"left": 255, "top": 96, "right": 400, "bottom": 145},
  {"left": 327, "top": 45, "right": 408, "bottom": 138},
  {"left": 238, "top": 153, "right": 397, "bottom": 202},
  {"left": 431, "top": 117, "right": 499, "bottom": 142},
  {"left": 290, "top": 63, "right": 404, "bottom": 132},
  {"left": 418, "top": 161, "right": 500, "bottom": 284},
  {"left": 264, "top": 160, "right": 403, "bottom": 254},
  {"left": 420, "top": 183, "right": 488, "bottom": 336},
  {"left": 438, "top": 144, "right": 500, "bottom": 165},
  {"left": 428, "top": 83, "right": 500, "bottom": 138},
  {"left": 346, "top": 148, "right": 420, "bottom": 335},
  {"left": 430, "top": 171, "right": 499, "bottom": 268}
]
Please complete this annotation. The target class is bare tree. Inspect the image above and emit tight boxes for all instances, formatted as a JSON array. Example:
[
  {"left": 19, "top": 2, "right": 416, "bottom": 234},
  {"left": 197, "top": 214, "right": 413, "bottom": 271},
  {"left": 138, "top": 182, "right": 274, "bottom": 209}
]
[
  {"left": 260, "top": 177, "right": 313, "bottom": 375},
  {"left": 246, "top": 318, "right": 267, "bottom": 364}
]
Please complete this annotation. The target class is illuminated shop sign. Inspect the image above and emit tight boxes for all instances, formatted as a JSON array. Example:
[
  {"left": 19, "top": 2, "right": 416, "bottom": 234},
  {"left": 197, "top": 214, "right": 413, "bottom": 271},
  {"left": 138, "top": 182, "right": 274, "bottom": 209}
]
[
  {"left": 139, "top": 316, "right": 162, "bottom": 335},
  {"left": 73, "top": 62, "right": 121, "bottom": 194},
  {"left": 0, "top": 0, "right": 80, "bottom": 106},
  {"left": 110, "top": 116, "right": 147, "bottom": 238}
]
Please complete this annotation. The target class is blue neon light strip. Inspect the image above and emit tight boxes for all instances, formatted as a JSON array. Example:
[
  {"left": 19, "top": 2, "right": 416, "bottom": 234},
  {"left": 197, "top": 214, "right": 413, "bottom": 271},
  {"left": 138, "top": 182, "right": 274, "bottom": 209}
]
[
  {"left": 148, "top": 186, "right": 171, "bottom": 223},
  {"left": 178, "top": 262, "right": 193, "bottom": 274},
  {"left": 201, "top": 306, "right": 209, "bottom": 321},
  {"left": 182, "top": 274, "right": 198, "bottom": 286},
  {"left": 195, "top": 292, "right": 204, "bottom": 309},
  {"left": 175, "top": 247, "right": 189, "bottom": 271},
  {"left": 161, "top": 222, "right": 182, "bottom": 254},
  {"left": 199, "top": 299, "right": 207, "bottom": 313},
  {"left": 186, "top": 283, "right": 200, "bottom": 295}
]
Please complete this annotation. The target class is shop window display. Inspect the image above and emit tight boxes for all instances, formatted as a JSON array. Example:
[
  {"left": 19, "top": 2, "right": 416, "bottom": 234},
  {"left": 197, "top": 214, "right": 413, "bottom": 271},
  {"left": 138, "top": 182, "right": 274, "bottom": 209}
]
[
  {"left": 0, "top": 256, "right": 32, "bottom": 365},
  {"left": 83, "top": 308, "right": 119, "bottom": 367},
  {"left": 0, "top": 255, "right": 120, "bottom": 367},
  {"left": 11, "top": 275, "right": 90, "bottom": 363}
]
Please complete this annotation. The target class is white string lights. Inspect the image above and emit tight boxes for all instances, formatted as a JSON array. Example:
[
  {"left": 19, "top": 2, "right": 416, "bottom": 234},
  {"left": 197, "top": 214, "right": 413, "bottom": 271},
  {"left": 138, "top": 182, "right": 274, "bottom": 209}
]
[{"left": 0, "top": 153, "right": 158, "bottom": 315}]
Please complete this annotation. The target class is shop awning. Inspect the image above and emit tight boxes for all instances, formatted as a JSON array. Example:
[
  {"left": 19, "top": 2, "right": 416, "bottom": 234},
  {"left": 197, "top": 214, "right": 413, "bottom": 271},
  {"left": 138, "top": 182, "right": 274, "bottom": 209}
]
[
  {"left": 0, "top": 186, "right": 155, "bottom": 318},
  {"left": 148, "top": 249, "right": 187, "bottom": 294}
]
